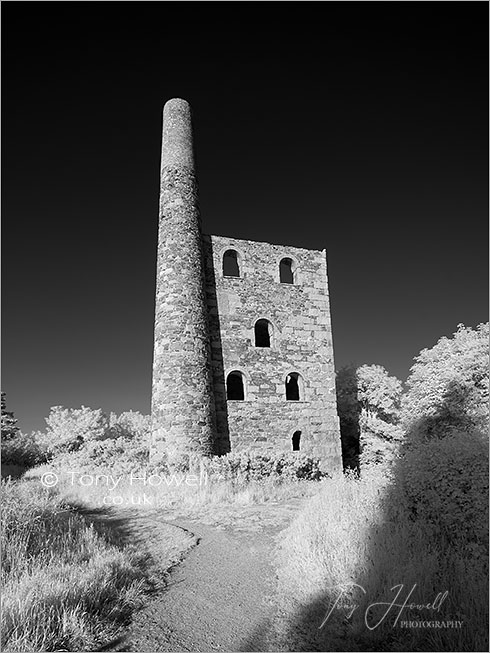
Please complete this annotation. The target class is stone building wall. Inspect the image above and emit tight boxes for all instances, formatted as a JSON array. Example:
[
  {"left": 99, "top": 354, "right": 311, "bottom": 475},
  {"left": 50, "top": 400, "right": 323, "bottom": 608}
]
[{"left": 202, "top": 234, "right": 342, "bottom": 470}]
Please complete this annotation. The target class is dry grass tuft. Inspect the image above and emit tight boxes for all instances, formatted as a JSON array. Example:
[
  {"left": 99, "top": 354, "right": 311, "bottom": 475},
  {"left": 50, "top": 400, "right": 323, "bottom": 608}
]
[{"left": 2, "top": 479, "right": 150, "bottom": 651}]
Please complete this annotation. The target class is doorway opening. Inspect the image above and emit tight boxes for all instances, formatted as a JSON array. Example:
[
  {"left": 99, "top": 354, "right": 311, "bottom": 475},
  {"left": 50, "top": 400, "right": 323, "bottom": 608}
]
[{"left": 292, "top": 430, "right": 301, "bottom": 451}]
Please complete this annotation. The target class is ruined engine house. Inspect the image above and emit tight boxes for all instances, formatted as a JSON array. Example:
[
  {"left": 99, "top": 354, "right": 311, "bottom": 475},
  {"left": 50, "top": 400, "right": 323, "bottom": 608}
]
[{"left": 151, "top": 98, "right": 342, "bottom": 472}]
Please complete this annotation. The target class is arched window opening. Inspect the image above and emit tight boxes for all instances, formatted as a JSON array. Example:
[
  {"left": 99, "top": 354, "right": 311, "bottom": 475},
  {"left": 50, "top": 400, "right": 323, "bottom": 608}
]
[
  {"left": 286, "top": 372, "right": 304, "bottom": 401},
  {"left": 279, "top": 257, "right": 294, "bottom": 284},
  {"left": 226, "top": 371, "right": 245, "bottom": 400},
  {"left": 254, "top": 319, "right": 272, "bottom": 347},
  {"left": 292, "top": 430, "right": 302, "bottom": 451},
  {"left": 223, "top": 250, "right": 240, "bottom": 277}
]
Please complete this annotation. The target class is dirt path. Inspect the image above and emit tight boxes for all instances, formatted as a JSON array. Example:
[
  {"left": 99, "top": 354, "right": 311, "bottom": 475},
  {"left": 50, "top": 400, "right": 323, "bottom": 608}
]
[{"left": 118, "top": 500, "right": 305, "bottom": 652}]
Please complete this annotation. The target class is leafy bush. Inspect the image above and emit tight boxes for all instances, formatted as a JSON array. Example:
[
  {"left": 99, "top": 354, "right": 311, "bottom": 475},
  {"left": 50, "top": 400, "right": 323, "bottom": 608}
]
[
  {"left": 32, "top": 407, "right": 151, "bottom": 474},
  {"left": 392, "top": 429, "right": 489, "bottom": 546},
  {"left": 1, "top": 431, "right": 47, "bottom": 468},
  {"left": 1, "top": 393, "right": 45, "bottom": 468},
  {"left": 50, "top": 436, "right": 150, "bottom": 475},
  {"left": 1, "top": 392, "right": 19, "bottom": 442},
  {"left": 202, "top": 450, "right": 328, "bottom": 483},
  {"left": 35, "top": 406, "right": 111, "bottom": 456},
  {"left": 357, "top": 364, "right": 403, "bottom": 424},
  {"left": 108, "top": 410, "right": 151, "bottom": 440},
  {"left": 358, "top": 413, "right": 404, "bottom": 467}
]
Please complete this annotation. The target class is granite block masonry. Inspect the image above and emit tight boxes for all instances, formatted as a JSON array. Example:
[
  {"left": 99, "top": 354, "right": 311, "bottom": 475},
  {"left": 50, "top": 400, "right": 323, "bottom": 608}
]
[{"left": 151, "top": 98, "right": 342, "bottom": 472}]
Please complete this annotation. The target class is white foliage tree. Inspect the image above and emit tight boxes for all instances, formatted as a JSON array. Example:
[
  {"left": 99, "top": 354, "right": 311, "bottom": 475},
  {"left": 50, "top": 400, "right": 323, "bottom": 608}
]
[
  {"left": 356, "top": 364, "right": 403, "bottom": 468},
  {"left": 402, "top": 322, "right": 489, "bottom": 440}
]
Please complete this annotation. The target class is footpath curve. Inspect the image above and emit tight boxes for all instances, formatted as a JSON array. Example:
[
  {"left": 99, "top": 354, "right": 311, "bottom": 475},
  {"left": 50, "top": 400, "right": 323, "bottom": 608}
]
[{"left": 122, "top": 500, "right": 305, "bottom": 652}]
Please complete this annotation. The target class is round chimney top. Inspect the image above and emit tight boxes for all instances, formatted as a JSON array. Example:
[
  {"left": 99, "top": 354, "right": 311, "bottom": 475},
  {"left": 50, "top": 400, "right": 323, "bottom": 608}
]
[{"left": 161, "top": 98, "right": 194, "bottom": 169}]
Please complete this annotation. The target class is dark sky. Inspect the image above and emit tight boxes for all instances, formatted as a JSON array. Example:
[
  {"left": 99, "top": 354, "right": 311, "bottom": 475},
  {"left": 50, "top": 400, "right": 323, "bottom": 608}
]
[{"left": 2, "top": 2, "right": 488, "bottom": 434}]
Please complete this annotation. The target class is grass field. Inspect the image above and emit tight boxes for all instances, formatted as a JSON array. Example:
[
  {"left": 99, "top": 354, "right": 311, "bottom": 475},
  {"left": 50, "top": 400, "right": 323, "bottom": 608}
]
[
  {"left": 1, "top": 477, "right": 191, "bottom": 652},
  {"left": 276, "top": 465, "right": 489, "bottom": 652},
  {"left": 2, "top": 460, "right": 320, "bottom": 652},
  {"left": 3, "top": 441, "right": 487, "bottom": 652}
]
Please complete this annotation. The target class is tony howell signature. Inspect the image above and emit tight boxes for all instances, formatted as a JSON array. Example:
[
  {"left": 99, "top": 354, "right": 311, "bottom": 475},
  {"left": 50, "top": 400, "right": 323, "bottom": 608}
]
[{"left": 320, "top": 583, "right": 450, "bottom": 631}]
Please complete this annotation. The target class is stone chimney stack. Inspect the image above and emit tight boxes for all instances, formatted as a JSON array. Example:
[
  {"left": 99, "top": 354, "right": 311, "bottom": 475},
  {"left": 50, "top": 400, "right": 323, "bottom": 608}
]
[{"left": 150, "top": 98, "right": 216, "bottom": 467}]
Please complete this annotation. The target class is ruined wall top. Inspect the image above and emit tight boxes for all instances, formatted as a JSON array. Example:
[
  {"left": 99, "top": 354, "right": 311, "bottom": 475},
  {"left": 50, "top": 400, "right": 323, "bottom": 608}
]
[{"left": 161, "top": 98, "right": 195, "bottom": 170}]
